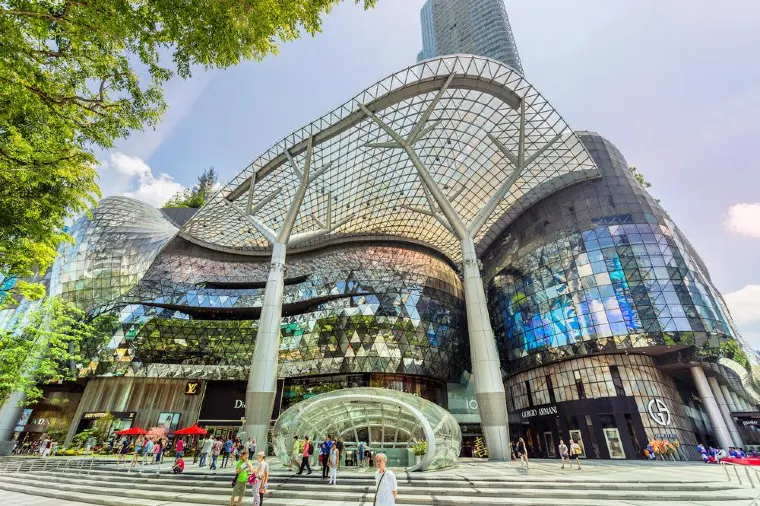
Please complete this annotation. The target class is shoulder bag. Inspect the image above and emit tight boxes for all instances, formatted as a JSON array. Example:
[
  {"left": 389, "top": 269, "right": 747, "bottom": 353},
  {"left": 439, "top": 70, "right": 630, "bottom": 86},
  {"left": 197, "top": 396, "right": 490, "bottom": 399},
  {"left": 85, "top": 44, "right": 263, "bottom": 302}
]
[{"left": 373, "top": 472, "right": 386, "bottom": 506}]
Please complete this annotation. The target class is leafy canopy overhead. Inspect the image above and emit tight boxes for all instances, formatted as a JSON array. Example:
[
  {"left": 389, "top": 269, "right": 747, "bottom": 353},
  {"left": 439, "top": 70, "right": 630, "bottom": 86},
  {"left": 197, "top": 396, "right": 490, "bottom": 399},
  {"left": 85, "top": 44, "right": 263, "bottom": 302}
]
[
  {"left": 0, "top": 0, "right": 377, "bottom": 306},
  {"left": 164, "top": 167, "right": 218, "bottom": 208}
]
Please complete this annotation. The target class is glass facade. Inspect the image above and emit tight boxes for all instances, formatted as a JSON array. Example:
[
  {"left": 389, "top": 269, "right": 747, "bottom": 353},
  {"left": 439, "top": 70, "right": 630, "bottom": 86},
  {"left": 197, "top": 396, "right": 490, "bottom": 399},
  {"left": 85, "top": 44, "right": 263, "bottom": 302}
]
[
  {"left": 272, "top": 387, "right": 461, "bottom": 470},
  {"left": 417, "top": 0, "right": 524, "bottom": 74},
  {"left": 485, "top": 131, "right": 743, "bottom": 373}
]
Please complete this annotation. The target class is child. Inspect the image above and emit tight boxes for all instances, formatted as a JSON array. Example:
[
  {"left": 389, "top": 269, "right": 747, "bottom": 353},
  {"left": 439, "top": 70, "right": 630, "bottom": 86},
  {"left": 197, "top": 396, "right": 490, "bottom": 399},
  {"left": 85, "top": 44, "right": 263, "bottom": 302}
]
[{"left": 172, "top": 456, "right": 185, "bottom": 474}]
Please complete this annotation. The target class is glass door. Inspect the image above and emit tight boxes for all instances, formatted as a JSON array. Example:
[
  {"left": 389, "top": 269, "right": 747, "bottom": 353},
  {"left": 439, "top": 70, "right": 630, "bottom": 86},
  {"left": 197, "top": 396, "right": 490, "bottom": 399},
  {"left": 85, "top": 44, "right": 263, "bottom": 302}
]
[
  {"left": 603, "top": 428, "right": 626, "bottom": 459},
  {"left": 568, "top": 429, "right": 586, "bottom": 458},
  {"left": 544, "top": 431, "right": 556, "bottom": 457}
]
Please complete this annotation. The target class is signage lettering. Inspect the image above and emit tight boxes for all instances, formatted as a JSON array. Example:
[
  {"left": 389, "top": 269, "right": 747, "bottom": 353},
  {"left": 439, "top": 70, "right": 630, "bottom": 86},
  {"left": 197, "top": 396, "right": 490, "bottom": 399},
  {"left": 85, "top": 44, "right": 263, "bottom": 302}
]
[
  {"left": 83, "top": 411, "right": 136, "bottom": 420},
  {"left": 185, "top": 381, "right": 201, "bottom": 395},
  {"left": 743, "top": 420, "right": 758, "bottom": 426},
  {"left": 234, "top": 399, "right": 246, "bottom": 409},
  {"left": 521, "top": 405, "right": 557, "bottom": 419}
]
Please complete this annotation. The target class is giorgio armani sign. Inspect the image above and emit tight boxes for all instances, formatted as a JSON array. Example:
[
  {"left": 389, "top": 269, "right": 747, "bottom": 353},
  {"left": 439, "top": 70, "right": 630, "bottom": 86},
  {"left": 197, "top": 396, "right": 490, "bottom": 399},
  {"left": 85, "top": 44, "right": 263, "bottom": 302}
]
[{"left": 521, "top": 405, "right": 558, "bottom": 419}]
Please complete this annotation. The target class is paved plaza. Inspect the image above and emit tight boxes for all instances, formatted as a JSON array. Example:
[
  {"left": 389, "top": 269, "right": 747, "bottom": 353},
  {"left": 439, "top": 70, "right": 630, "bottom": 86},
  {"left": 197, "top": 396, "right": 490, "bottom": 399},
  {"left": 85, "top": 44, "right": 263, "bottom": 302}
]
[{"left": 0, "top": 457, "right": 757, "bottom": 505}]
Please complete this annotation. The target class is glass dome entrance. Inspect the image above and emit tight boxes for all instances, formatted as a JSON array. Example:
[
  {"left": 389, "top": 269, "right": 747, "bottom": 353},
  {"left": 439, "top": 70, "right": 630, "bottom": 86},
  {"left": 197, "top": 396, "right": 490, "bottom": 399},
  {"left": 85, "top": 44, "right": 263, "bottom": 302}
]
[{"left": 272, "top": 387, "right": 461, "bottom": 471}]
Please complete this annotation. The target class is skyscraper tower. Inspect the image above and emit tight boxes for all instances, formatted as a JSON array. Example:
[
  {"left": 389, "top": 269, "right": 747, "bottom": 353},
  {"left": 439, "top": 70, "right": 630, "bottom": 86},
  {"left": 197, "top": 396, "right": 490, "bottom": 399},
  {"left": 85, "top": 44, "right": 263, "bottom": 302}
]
[{"left": 417, "top": 0, "right": 524, "bottom": 74}]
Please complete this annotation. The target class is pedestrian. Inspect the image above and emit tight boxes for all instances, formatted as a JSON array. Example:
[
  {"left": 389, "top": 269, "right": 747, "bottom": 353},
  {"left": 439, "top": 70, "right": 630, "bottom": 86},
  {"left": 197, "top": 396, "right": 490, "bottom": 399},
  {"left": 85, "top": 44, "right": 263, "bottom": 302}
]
[
  {"left": 249, "top": 438, "right": 257, "bottom": 460},
  {"left": 697, "top": 443, "right": 708, "bottom": 463},
  {"left": 251, "top": 451, "right": 269, "bottom": 506},
  {"left": 118, "top": 436, "right": 130, "bottom": 465},
  {"left": 200, "top": 435, "right": 214, "bottom": 467},
  {"left": 320, "top": 434, "right": 333, "bottom": 479},
  {"left": 175, "top": 437, "right": 185, "bottom": 458},
  {"left": 230, "top": 451, "right": 252, "bottom": 506},
  {"left": 40, "top": 438, "right": 51, "bottom": 458},
  {"left": 373, "top": 453, "right": 398, "bottom": 506},
  {"left": 211, "top": 436, "right": 223, "bottom": 470},
  {"left": 160, "top": 438, "right": 169, "bottom": 463},
  {"left": 328, "top": 440, "right": 339, "bottom": 485},
  {"left": 131, "top": 435, "right": 144, "bottom": 467},
  {"left": 516, "top": 437, "right": 529, "bottom": 469},
  {"left": 296, "top": 436, "right": 313, "bottom": 475},
  {"left": 569, "top": 438, "right": 582, "bottom": 470},
  {"left": 154, "top": 438, "right": 162, "bottom": 464},
  {"left": 192, "top": 439, "right": 200, "bottom": 464},
  {"left": 290, "top": 435, "right": 300, "bottom": 471},
  {"left": 223, "top": 436, "right": 233, "bottom": 468},
  {"left": 143, "top": 438, "right": 155, "bottom": 465},
  {"left": 558, "top": 439, "right": 569, "bottom": 469},
  {"left": 358, "top": 440, "right": 365, "bottom": 467},
  {"left": 172, "top": 455, "right": 185, "bottom": 474}
]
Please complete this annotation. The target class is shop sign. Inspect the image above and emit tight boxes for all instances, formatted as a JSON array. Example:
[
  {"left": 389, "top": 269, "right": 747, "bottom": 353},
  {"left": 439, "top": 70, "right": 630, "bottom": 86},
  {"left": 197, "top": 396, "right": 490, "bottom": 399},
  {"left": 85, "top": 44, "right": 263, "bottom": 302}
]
[
  {"left": 520, "top": 405, "right": 558, "bottom": 419},
  {"left": 234, "top": 399, "right": 246, "bottom": 409},
  {"left": 647, "top": 399, "right": 671, "bottom": 426},
  {"left": 185, "top": 381, "right": 201, "bottom": 395},
  {"left": 30, "top": 418, "right": 49, "bottom": 425},
  {"left": 83, "top": 411, "right": 136, "bottom": 420},
  {"left": 741, "top": 419, "right": 758, "bottom": 426}
]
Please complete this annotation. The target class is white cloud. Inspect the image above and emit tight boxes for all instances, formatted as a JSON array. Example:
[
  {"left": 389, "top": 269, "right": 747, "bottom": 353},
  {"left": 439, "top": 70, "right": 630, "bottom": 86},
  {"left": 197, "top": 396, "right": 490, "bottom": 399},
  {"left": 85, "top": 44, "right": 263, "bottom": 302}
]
[
  {"left": 725, "top": 203, "right": 760, "bottom": 238},
  {"left": 99, "top": 152, "right": 184, "bottom": 208},
  {"left": 724, "top": 285, "right": 760, "bottom": 350}
]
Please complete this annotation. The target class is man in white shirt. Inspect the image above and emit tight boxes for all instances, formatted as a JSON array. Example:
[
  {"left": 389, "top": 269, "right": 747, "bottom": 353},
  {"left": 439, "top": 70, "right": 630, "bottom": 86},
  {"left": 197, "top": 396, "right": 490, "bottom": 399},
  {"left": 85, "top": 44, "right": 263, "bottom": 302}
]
[
  {"left": 200, "top": 436, "right": 214, "bottom": 467},
  {"left": 374, "top": 453, "right": 398, "bottom": 506}
]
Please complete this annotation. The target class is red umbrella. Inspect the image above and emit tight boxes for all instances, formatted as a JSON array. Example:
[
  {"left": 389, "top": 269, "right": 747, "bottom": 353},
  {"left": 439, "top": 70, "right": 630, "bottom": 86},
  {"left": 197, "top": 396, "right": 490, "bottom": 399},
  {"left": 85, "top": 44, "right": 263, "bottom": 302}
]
[
  {"left": 173, "top": 424, "right": 207, "bottom": 436},
  {"left": 114, "top": 426, "right": 148, "bottom": 436}
]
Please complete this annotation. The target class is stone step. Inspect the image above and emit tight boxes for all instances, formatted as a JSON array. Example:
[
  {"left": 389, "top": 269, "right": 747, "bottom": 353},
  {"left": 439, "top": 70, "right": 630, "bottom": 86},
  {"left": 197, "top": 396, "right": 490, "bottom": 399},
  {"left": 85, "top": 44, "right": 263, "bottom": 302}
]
[
  {"left": 1, "top": 473, "right": 755, "bottom": 503},
  {"left": 26, "top": 470, "right": 747, "bottom": 494}
]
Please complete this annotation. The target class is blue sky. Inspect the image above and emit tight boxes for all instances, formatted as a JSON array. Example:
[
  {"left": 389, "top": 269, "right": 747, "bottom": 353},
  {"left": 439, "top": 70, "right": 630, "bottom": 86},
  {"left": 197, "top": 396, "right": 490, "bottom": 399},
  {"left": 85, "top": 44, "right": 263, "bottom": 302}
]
[{"left": 98, "top": 0, "right": 760, "bottom": 346}]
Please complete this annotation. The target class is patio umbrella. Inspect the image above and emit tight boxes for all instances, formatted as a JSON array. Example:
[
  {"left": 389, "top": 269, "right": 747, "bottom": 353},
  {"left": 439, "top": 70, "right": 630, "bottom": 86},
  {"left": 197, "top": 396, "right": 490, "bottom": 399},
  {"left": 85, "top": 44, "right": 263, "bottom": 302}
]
[
  {"left": 173, "top": 424, "right": 207, "bottom": 436},
  {"left": 114, "top": 426, "right": 148, "bottom": 436}
]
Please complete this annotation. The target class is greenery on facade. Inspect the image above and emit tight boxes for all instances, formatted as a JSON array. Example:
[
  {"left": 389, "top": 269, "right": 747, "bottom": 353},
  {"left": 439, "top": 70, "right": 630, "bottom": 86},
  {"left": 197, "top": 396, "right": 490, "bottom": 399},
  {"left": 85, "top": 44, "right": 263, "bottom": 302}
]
[
  {"left": 0, "top": 0, "right": 377, "bottom": 306},
  {"left": 72, "top": 412, "right": 114, "bottom": 447},
  {"left": 412, "top": 440, "right": 428, "bottom": 456},
  {"left": 164, "top": 167, "right": 218, "bottom": 208},
  {"left": 697, "top": 338, "right": 751, "bottom": 370},
  {"left": 629, "top": 166, "right": 652, "bottom": 188},
  {"left": 0, "top": 298, "right": 109, "bottom": 404}
]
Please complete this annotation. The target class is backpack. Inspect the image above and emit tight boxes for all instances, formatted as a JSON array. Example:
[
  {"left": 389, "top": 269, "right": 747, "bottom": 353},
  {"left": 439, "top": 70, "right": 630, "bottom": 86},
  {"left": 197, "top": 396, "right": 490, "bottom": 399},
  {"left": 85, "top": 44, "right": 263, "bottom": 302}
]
[{"left": 308, "top": 442, "right": 314, "bottom": 455}]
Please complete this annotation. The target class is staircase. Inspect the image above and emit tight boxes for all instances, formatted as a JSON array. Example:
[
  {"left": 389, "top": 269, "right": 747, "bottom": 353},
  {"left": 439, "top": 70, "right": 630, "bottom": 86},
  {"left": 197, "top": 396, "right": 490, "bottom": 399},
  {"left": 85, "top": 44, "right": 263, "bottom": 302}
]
[{"left": 0, "top": 458, "right": 755, "bottom": 505}]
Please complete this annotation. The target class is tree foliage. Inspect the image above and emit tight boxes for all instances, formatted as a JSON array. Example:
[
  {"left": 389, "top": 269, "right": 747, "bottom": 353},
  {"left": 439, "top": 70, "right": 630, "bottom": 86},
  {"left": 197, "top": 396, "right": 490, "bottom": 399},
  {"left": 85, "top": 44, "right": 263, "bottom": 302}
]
[
  {"left": 629, "top": 166, "right": 652, "bottom": 189},
  {"left": 164, "top": 166, "right": 218, "bottom": 208},
  {"left": 0, "top": 0, "right": 377, "bottom": 305},
  {"left": 0, "top": 297, "right": 109, "bottom": 405}
]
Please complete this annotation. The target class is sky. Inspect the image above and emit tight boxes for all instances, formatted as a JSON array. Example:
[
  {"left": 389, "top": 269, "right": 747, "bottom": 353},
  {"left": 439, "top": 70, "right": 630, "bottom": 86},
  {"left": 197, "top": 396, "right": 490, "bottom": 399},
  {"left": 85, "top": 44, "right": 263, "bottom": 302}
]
[{"left": 98, "top": 0, "right": 760, "bottom": 347}]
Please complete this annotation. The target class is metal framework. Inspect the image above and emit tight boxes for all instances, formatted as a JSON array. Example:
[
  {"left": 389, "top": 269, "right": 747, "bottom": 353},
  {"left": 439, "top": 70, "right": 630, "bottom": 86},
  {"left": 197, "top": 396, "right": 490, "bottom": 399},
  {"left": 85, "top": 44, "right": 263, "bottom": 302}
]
[{"left": 180, "top": 55, "right": 598, "bottom": 458}]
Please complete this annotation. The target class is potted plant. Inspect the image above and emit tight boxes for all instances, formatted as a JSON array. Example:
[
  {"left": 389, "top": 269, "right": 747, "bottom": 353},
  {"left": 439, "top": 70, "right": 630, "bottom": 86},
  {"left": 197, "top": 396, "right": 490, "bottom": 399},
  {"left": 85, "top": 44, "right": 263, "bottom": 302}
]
[{"left": 412, "top": 440, "right": 427, "bottom": 465}]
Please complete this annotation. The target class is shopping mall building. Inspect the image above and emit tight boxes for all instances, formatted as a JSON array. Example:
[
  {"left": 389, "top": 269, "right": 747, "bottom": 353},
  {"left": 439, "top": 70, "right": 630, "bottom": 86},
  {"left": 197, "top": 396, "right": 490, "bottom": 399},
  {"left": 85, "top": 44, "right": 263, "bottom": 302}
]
[{"left": 2, "top": 55, "right": 759, "bottom": 461}]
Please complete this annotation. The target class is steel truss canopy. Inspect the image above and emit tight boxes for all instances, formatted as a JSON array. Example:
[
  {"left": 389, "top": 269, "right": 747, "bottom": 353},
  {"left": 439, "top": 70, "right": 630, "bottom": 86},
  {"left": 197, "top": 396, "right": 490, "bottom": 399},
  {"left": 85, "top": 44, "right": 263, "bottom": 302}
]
[{"left": 180, "top": 55, "right": 598, "bottom": 262}]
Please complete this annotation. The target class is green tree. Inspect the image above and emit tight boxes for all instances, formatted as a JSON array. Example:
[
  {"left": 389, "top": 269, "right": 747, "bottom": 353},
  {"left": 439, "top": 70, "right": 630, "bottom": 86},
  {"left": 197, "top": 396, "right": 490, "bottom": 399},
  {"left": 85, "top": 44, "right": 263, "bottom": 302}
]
[
  {"left": 0, "top": 0, "right": 377, "bottom": 306},
  {"left": 0, "top": 297, "right": 109, "bottom": 405},
  {"left": 629, "top": 165, "right": 652, "bottom": 188},
  {"left": 164, "top": 166, "right": 218, "bottom": 208}
]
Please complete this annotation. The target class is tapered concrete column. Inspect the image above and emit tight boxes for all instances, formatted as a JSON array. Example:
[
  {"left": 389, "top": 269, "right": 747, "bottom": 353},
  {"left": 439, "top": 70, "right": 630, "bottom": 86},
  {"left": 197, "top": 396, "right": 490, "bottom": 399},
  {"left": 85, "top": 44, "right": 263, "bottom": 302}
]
[
  {"left": 691, "top": 366, "right": 732, "bottom": 449},
  {"left": 245, "top": 241, "right": 287, "bottom": 449},
  {"left": 709, "top": 377, "right": 743, "bottom": 447},
  {"left": 721, "top": 385, "right": 740, "bottom": 413},
  {"left": 0, "top": 392, "right": 26, "bottom": 455},
  {"left": 461, "top": 237, "right": 509, "bottom": 460}
]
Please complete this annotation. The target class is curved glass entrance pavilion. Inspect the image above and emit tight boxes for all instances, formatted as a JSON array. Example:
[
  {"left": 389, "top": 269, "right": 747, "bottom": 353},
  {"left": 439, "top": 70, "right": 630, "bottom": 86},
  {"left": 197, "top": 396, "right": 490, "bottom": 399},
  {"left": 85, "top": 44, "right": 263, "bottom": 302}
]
[{"left": 272, "top": 387, "right": 461, "bottom": 471}]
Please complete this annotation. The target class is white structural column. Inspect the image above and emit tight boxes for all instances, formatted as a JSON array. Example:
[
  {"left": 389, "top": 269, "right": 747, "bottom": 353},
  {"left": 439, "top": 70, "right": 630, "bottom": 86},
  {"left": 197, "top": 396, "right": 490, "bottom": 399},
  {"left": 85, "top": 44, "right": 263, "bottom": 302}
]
[
  {"left": 709, "top": 377, "right": 743, "bottom": 447},
  {"left": 691, "top": 366, "right": 732, "bottom": 450},
  {"left": 721, "top": 385, "right": 740, "bottom": 413},
  {"left": 0, "top": 391, "right": 25, "bottom": 455},
  {"left": 358, "top": 81, "right": 564, "bottom": 460}
]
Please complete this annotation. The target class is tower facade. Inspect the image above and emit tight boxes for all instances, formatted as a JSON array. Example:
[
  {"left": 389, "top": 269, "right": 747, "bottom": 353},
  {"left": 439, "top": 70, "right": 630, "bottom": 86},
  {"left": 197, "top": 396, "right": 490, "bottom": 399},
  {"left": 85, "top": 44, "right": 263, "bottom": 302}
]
[{"left": 417, "top": 0, "right": 524, "bottom": 74}]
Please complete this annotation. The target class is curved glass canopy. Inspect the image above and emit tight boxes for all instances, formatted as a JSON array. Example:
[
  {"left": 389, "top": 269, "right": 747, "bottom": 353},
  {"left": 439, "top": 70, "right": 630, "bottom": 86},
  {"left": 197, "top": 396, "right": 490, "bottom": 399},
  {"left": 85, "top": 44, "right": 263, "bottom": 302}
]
[
  {"left": 272, "top": 387, "right": 461, "bottom": 471},
  {"left": 180, "top": 55, "right": 597, "bottom": 263}
]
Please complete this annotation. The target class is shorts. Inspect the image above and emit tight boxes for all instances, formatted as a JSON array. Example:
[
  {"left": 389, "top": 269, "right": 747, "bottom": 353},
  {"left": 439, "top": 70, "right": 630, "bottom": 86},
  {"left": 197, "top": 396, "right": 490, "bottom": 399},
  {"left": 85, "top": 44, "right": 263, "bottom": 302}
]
[
  {"left": 232, "top": 480, "right": 246, "bottom": 496},
  {"left": 136, "top": 448, "right": 144, "bottom": 456},
  {"left": 175, "top": 451, "right": 184, "bottom": 458}
]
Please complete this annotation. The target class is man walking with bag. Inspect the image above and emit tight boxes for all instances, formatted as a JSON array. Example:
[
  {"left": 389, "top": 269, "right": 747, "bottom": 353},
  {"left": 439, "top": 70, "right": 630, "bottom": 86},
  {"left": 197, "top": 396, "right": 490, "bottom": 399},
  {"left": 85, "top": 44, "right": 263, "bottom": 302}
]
[{"left": 374, "top": 453, "right": 398, "bottom": 506}]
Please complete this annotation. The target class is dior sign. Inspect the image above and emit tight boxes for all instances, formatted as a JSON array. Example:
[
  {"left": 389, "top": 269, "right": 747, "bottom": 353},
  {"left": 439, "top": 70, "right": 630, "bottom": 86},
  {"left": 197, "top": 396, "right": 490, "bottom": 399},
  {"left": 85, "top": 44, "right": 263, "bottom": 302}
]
[
  {"left": 234, "top": 399, "right": 247, "bottom": 409},
  {"left": 521, "top": 405, "right": 558, "bottom": 419}
]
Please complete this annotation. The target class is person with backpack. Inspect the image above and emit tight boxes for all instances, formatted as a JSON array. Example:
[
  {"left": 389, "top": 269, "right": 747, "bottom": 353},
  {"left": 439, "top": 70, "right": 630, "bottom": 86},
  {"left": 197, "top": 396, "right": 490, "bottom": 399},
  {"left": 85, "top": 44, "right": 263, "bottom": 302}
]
[
  {"left": 320, "top": 434, "right": 333, "bottom": 479},
  {"left": 222, "top": 437, "right": 233, "bottom": 468},
  {"left": 569, "top": 438, "right": 582, "bottom": 470},
  {"left": 296, "top": 436, "right": 313, "bottom": 475}
]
